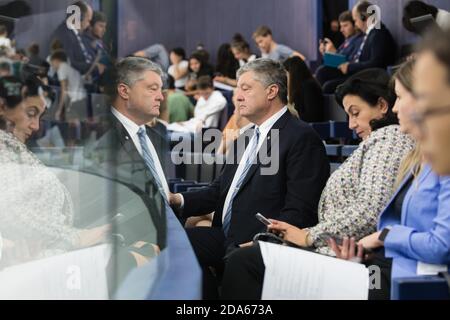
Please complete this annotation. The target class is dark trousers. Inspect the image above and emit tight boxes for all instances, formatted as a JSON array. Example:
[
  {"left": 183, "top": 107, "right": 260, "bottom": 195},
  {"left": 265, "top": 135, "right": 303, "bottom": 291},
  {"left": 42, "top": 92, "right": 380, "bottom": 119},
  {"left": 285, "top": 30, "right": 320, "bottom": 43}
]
[
  {"left": 220, "top": 243, "right": 392, "bottom": 300},
  {"left": 185, "top": 227, "right": 226, "bottom": 300},
  {"left": 315, "top": 65, "right": 348, "bottom": 94}
]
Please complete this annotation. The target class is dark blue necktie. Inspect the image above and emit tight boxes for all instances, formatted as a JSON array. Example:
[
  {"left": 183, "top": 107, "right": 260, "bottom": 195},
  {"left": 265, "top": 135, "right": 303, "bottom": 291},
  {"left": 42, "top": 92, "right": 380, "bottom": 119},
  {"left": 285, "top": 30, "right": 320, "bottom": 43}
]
[
  {"left": 137, "top": 127, "right": 167, "bottom": 201},
  {"left": 222, "top": 127, "right": 260, "bottom": 235}
]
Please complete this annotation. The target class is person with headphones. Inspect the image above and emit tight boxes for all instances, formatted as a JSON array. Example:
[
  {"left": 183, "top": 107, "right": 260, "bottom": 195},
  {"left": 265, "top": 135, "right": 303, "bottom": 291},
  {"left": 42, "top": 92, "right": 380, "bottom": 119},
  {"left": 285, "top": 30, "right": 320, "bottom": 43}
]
[
  {"left": 322, "top": 1, "right": 397, "bottom": 94},
  {"left": 51, "top": 1, "right": 105, "bottom": 77}
]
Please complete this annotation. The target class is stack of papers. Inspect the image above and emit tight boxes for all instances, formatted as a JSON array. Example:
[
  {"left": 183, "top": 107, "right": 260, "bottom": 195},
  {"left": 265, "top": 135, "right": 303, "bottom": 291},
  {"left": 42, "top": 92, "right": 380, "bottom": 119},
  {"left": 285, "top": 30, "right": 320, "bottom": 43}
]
[{"left": 260, "top": 242, "right": 369, "bottom": 300}]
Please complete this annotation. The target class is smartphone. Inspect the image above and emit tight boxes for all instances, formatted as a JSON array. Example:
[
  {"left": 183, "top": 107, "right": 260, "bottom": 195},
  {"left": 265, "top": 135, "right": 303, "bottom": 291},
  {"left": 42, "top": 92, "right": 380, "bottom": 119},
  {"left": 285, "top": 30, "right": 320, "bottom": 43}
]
[
  {"left": 318, "top": 232, "right": 343, "bottom": 246},
  {"left": 255, "top": 213, "right": 272, "bottom": 227}
]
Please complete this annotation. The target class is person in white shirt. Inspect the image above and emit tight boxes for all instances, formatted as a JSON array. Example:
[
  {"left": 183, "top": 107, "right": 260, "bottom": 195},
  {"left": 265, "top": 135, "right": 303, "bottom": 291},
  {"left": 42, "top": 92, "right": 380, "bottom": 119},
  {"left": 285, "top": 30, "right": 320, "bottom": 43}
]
[
  {"left": 49, "top": 50, "right": 87, "bottom": 122},
  {"left": 168, "top": 48, "right": 189, "bottom": 90},
  {"left": 167, "top": 76, "right": 227, "bottom": 133},
  {"left": 0, "top": 25, "right": 13, "bottom": 56}
]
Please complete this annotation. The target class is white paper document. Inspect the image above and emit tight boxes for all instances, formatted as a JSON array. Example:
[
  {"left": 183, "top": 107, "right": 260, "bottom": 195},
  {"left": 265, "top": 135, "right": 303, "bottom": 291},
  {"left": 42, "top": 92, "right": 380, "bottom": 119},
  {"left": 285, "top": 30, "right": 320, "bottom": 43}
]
[
  {"left": 259, "top": 242, "right": 369, "bottom": 300},
  {"left": 0, "top": 244, "right": 112, "bottom": 300}
]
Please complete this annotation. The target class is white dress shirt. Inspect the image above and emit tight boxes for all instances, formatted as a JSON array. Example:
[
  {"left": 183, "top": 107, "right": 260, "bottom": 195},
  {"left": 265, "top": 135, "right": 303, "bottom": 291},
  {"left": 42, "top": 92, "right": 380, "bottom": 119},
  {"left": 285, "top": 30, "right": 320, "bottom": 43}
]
[
  {"left": 111, "top": 107, "right": 170, "bottom": 199},
  {"left": 221, "top": 107, "right": 288, "bottom": 223}
]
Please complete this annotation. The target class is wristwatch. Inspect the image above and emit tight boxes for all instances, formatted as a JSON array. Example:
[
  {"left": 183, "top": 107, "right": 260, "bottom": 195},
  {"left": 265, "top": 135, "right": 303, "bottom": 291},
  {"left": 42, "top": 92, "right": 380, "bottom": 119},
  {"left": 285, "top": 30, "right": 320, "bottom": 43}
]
[{"left": 378, "top": 227, "right": 391, "bottom": 242}]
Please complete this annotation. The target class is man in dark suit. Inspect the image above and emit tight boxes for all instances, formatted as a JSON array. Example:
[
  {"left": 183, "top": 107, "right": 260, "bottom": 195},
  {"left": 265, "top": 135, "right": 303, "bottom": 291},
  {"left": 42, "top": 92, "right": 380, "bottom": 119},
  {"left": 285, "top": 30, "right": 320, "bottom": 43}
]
[
  {"left": 170, "top": 58, "right": 330, "bottom": 298},
  {"left": 322, "top": 1, "right": 397, "bottom": 93},
  {"left": 51, "top": 1, "right": 104, "bottom": 76},
  {"left": 87, "top": 57, "right": 169, "bottom": 248},
  {"left": 86, "top": 57, "right": 202, "bottom": 298}
]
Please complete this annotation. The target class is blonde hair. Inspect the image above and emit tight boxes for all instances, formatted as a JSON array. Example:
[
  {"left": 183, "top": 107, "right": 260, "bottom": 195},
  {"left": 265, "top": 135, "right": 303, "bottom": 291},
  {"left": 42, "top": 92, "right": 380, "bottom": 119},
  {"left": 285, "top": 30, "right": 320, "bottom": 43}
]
[
  {"left": 392, "top": 59, "right": 422, "bottom": 189},
  {"left": 253, "top": 25, "right": 272, "bottom": 39},
  {"left": 394, "top": 144, "right": 422, "bottom": 190}
]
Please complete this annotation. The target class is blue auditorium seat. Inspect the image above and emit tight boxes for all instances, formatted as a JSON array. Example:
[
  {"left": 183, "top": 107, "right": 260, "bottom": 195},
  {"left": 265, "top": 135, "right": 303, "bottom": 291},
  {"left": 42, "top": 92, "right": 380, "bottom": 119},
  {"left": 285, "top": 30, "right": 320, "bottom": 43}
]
[
  {"left": 325, "top": 144, "right": 342, "bottom": 157},
  {"left": 342, "top": 145, "right": 358, "bottom": 157},
  {"left": 173, "top": 182, "right": 209, "bottom": 193},
  {"left": 392, "top": 275, "right": 450, "bottom": 300},
  {"left": 323, "top": 94, "right": 347, "bottom": 122},
  {"left": 311, "top": 121, "right": 357, "bottom": 140},
  {"left": 187, "top": 185, "right": 209, "bottom": 192},
  {"left": 168, "top": 178, "right": 184, "bottom": 192},
  {"left": 330, "top": 162, "right": 341, "bottom": 174}
]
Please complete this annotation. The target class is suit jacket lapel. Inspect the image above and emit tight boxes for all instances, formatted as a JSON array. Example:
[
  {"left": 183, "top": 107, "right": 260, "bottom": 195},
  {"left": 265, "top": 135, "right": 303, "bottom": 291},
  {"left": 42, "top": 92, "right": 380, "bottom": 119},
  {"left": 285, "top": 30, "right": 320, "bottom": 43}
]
[
  {"left": 235, "top": 111, "right": 291, "bottom": 193},
  {"left": 400, "top": 165, "right": 432, "bottom": 225}
]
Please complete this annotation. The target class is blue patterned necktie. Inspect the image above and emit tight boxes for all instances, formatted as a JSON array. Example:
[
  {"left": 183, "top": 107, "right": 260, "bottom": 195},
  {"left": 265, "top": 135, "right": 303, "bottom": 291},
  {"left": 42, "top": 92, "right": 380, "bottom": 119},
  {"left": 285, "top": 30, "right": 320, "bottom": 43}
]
[
  {"left": 74, "top": 31, "right": 93, "bottom": 64},
  {"left": 137, "top": 127, "right": 167, "bottom": 201},
  {"left": 222, "top": 127, "right": 261, "bottom": 235},
  {"left": 354, "top": 33, "right": 368, "bottom": 63}
]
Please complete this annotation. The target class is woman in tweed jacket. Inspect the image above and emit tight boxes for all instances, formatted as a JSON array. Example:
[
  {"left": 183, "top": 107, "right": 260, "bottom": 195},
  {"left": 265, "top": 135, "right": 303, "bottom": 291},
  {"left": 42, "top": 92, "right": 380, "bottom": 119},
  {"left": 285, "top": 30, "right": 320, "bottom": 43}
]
[{"left": 220, "top": 69, "right": 415, "bottom": 299}]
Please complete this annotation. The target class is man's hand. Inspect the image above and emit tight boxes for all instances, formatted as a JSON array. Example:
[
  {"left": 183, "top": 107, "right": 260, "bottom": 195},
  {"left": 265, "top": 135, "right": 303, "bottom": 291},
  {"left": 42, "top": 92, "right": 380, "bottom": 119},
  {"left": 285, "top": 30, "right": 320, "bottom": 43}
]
[
  {"left": 169, "top": 192, "right": 182, "bottom": 209},
  {"left": 268, "top": 220, "right": 310, "bottom": 247},
  {"left": 338, "top": 62, "right": 350, "bottom": 75},
  {"left": 324, "top": 38, "right": 337, "bottom": 53}
]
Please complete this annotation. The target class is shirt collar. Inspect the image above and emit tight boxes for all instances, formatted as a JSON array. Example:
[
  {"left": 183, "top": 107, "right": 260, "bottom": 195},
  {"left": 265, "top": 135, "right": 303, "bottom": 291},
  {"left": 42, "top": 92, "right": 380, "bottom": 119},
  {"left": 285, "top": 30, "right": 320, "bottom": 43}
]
[
  {"left": 111, "top": 107, "right": 145, "bottom": 137},
  {"left": 255, "top": 106, "right": 288, "bottom": 137},
  {"left": 239, "top": 123, "right": 254, "bottom": 135},
  {"left": 365, "top": 23, "right": 376, "bottom": 35}
]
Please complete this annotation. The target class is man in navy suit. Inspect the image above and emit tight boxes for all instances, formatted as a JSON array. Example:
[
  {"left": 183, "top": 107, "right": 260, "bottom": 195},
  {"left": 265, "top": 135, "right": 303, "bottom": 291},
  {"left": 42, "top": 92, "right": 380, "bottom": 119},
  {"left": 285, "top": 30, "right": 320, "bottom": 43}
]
[
  {"left": 322, "top": 1, "right": 397, "bottom": 93},
  {"left": 51, "top": 1, "right": 105, "bottom": 76},
  {"left": 170, "top": 59, "right": 330, "bottom": 298}
]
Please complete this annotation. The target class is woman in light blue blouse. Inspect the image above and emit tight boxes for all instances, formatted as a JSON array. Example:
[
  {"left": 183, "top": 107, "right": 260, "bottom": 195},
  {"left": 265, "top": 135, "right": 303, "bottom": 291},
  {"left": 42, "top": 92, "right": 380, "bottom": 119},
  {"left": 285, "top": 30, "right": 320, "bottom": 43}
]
[{"left": 330, "top": 60, "right": 450, "bottom": 299}]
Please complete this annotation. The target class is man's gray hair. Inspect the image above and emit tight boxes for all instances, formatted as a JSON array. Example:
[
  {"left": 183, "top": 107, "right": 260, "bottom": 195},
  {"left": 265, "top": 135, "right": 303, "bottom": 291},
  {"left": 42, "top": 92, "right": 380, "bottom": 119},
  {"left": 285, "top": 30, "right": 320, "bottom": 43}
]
[
  {"left": 107, "top": 56, "right": 163, "bottom": 99},
  {"left": 237, "top": 58, "right": 288, "bottom": 105}
]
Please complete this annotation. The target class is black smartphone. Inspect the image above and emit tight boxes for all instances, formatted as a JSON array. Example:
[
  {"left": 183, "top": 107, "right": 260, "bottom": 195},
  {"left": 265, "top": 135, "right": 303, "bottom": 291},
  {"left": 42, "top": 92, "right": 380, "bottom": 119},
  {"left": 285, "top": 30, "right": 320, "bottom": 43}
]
[{"left": 255, "top": 213, "right": 271, "bottom": 227}]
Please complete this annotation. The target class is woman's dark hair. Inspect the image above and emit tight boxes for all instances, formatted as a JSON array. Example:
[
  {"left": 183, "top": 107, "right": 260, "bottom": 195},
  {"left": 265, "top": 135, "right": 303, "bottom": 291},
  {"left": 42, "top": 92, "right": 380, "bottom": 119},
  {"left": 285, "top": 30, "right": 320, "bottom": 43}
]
[
  {"left": 231, "top": 33, "right": 251, "bottom": 53},
  {"left": 166, "top": 74, "right": 176, "bottom": 90},
  {"left": 0, "top": 75, "right": 42, "bottom": 109},
  {"left": 215, "top": 43, "right": 239, "bottom": 79},
  {"left": 283, "top": 56, "right": 315, "bottom": 112},
  {"left": 335, "top": 68, "right": 398, "bottom": 131},
  {"left": 403, "top": 0, "right": 438, "bottom": 34},
  {"left": 171, "top": 47, "right": 186, "bottom": 60},
  {"left": 189, "top": 52, "right": 205, "bottom": 68},
  {"left": 189, "top": 52, "right": 213, "bottom": 77}
]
